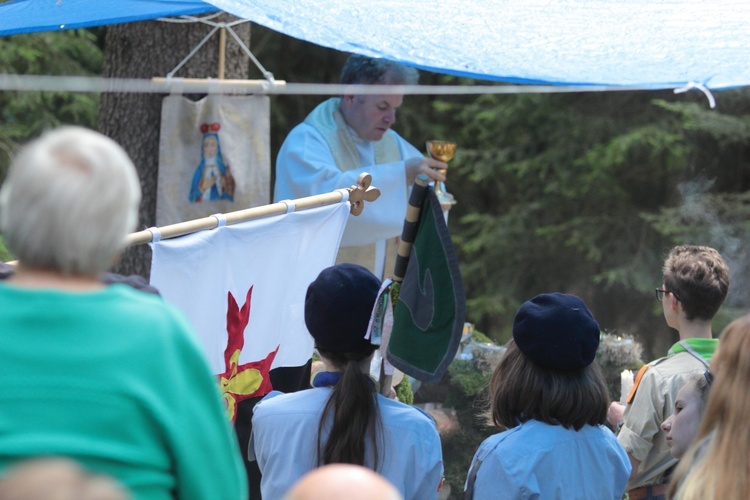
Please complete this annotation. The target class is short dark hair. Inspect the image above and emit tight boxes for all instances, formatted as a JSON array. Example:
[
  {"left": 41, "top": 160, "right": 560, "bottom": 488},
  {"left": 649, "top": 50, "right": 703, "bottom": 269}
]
[
  {"left": 663, "top": 245, "right": 729, "bottom": 321},
  {"left": 340, "top": 54, "right": 419, "bottom": 86},
  {"left": 488, "top": 340, "right": 609, "bottom": 431}
]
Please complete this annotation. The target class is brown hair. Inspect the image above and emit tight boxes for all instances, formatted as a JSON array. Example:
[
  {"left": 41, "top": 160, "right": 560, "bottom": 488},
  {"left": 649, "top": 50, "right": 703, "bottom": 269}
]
[
  {"left": 488, "top": 340, "right": 609, "bottom": 431},
  {"left": 668, "top": 314, "right": 750, "bottom": 499},
  {"left": 662, "top": 245, "right": 729, "bottom": 321}
]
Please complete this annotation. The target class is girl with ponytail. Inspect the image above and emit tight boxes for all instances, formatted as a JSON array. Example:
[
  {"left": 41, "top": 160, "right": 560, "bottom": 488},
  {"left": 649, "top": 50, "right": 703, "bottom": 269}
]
[{"left": 252, "top": 264, "right": 443, "bottom": 500}]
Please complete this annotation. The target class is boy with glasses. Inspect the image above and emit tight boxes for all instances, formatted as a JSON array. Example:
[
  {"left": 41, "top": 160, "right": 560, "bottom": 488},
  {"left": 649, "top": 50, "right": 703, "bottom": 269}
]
[{"left": 607, "top": 245, "right": 729, "bottom": 500}]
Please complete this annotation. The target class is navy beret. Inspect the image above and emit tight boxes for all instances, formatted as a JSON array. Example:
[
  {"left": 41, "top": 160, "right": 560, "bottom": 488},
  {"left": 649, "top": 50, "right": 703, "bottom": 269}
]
[
  {"left": 304, "top": 263, "right": 380, "bottom": 353},
  {"left": 513, "top": 293, "right": 600, "bottom": 371}
]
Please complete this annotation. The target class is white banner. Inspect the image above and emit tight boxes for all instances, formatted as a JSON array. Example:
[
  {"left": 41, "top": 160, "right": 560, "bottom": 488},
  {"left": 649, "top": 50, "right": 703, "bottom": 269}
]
[
  {"left": 156, "top": 94, "right": 270, "bottom": 226},
  {"left": 149, "top": 203, "right": 349, "bottom": 375}
]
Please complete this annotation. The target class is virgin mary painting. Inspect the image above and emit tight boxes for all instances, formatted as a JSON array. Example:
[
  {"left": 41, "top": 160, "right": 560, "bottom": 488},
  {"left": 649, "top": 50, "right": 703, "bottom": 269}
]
[{"left": 189, "top": 123, "right": 235, "bottom": 203}]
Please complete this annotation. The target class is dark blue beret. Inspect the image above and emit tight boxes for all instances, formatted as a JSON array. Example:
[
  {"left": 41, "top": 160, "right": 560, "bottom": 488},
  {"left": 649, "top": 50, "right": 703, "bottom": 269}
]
[
  {"left": 304, "top": 263, "right": 380, "bottom": 353},
  {"left": 513, "top": 293, "right": 600, "bottom": 371}
]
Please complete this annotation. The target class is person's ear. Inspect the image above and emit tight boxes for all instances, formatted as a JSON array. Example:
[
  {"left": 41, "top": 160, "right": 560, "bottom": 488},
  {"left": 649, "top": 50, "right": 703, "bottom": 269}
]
[{"left": 670, "top": 293, "right": 681, "bottom": 312}]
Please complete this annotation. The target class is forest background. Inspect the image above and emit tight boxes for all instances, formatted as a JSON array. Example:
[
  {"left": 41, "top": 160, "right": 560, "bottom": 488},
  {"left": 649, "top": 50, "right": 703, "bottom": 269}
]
[{"left": 1, "top": 21, "right": 749, "bottom": 363}]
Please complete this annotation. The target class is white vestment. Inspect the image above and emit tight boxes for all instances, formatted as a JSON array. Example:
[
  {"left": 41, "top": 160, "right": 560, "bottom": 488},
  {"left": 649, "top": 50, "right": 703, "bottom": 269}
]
[{"left": 274, "top": 98, "right": 422, "bottom": 278}]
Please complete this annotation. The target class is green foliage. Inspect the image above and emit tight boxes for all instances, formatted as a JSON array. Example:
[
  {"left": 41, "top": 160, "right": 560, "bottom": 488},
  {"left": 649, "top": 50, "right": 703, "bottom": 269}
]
[
  {"left": 0, "top": 236, "right": 12, "bottom": 262},
  {"left": 0, "top": 30, "right": 102, "bottom": 180},
  {"left": 429, "top": 91, "right": 663, "bottom": 338},
  {"left": 394, "top": 377, "right": 413, "bottom": 406},
  {"left": 401, "top": 85, "right": 750, "bottom": 352},
  {"left": 441, "top": 360, "right": 493, "bottom": 496},
  {"left": 470, "top": 328, "right": 492, "bottom": 344},
  {"left": 446, "top": 358, "right": 491, "bottom": 399}
]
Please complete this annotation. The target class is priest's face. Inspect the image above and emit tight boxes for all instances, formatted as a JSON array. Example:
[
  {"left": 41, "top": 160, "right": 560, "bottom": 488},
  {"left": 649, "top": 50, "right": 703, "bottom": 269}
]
[{"left": 341, "top": 92, "right": 403, "bottom": 142}]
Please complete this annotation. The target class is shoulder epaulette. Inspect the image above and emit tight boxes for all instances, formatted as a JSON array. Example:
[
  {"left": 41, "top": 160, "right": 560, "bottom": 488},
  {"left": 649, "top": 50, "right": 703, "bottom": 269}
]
[{"left": 626, "top": 365, "right": 649, "bottom": 404}]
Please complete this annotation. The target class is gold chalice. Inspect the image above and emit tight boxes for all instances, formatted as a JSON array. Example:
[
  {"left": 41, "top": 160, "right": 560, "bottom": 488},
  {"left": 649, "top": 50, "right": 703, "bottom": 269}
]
[{"left": 426, "top": 140, "right": 457, "bottom": 205}]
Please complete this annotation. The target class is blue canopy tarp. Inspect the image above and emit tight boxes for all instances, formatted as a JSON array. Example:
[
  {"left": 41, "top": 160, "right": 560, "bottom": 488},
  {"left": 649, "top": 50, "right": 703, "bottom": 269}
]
[
  {"left": 1, "top": 0, "right": 749, "bottom": 90},
  {"left": 0, "top": 0, "right": 217, "bottom": 36}
]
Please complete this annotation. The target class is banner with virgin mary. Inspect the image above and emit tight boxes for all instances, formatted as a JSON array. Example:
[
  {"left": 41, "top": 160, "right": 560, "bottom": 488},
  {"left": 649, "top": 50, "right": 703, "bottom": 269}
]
[{"left": 156, "top": 94, "right": 271, "bottom": 226}]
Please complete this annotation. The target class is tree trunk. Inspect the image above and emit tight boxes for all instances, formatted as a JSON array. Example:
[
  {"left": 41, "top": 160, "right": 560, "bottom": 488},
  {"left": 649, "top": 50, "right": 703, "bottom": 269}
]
[{"left": 99, "top": 14, "right": 250, "bottom": 278}]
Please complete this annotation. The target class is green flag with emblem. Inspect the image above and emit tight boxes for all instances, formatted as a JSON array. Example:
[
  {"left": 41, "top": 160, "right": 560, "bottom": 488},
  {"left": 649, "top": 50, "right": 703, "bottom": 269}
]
[{"left": 386, "top": 182, "right": 465, "bottom": 383}]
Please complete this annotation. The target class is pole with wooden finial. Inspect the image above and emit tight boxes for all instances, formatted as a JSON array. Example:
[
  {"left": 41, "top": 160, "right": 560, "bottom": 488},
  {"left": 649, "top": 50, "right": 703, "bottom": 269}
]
[{"left": 378, "top": 174, "right": 431, "bottom": 396}]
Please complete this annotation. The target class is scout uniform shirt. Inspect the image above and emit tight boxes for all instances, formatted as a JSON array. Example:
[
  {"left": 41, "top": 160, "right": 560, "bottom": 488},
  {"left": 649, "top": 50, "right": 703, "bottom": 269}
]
[
  {"left": 250, "top": 373, "right": 444, "bottom": 500},
  {"left": 617, "top": 338, "right": 717, "bottom": 490}
]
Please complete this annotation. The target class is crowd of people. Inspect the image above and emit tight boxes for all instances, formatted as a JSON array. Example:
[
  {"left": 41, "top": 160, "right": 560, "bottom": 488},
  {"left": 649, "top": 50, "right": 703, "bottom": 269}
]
[{"left": 0, "top": 52, "right": 748, "bottom": 500}]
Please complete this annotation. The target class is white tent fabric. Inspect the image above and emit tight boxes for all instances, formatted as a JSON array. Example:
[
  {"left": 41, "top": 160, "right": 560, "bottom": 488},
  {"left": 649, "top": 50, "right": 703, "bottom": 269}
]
[
  {"left": 1, "top": 0, "right": 750, "bottom": 89},
  {"left": 206, "top": 0, "right": 750, "bottom": 89}
]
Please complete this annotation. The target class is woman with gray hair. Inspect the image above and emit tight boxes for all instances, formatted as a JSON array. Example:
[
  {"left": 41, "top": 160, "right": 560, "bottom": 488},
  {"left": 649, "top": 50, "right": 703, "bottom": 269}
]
[{"left": 0, "top": 127, "right": 247, "bottom": 499}]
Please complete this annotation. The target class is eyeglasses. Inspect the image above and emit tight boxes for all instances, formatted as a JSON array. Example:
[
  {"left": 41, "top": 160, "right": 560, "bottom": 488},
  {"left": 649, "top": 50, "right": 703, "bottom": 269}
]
[
  {"left": 655, "top": 288, "right": 680, "bottom": 302},
  {"left": 704, "top": 370, "right": 714, "bottom": 386}
]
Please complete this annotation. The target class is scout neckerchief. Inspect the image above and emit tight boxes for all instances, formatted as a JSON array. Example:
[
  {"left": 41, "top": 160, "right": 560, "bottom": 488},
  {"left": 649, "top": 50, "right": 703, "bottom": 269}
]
[
  {"left": 312, "top": 371, "right": 342, "bottom": 388},
  {"left": 627, "top": 339, "right": 712, "bottom": 404},
  {"left": 668, "top": 340, "right": 711, "bottom": 369},
  {"left": 312, "top": 371, "right": 377, "bottom": 390}
]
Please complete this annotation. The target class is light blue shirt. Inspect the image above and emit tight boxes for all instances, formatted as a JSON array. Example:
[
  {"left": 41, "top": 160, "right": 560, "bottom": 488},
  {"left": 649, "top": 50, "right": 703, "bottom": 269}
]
[
  {"left": 251, "top": 387, "right": 443, "bottom": 500},
  {"left": 466, "top": 420, "right": 630, "bottom": 499}
]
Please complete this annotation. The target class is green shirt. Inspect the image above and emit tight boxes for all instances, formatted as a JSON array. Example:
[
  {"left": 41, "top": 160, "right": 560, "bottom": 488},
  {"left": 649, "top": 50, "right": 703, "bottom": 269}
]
[
  {"left": 0, "top": 282, "right": 247, "bottom": 500},
  {"left": 668, "top": 337, "right": 718, "bottom": 362}
]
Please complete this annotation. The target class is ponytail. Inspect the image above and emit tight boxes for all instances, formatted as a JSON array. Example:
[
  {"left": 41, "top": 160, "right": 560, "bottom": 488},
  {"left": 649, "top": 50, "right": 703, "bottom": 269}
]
[{"left": 316, "top": 347, "right": 382, "bottom": 469}]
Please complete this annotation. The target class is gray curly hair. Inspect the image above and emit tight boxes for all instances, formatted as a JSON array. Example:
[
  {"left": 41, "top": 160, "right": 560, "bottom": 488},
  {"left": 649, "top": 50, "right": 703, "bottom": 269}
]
[{"left": 340, "top": 54, "right": 419, "bottom": 85}]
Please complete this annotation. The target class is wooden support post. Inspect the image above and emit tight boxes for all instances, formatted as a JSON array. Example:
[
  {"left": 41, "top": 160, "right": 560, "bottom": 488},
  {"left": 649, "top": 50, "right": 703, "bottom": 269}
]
[{"left": 218, "top": 27, "right": 227, "bottom": 80}]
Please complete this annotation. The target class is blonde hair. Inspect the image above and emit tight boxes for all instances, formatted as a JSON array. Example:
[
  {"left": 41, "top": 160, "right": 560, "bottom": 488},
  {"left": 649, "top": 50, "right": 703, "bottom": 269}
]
[
  {"left": 668, "top": 314, "right": 750, "bottom": 499},
  {"left": 0, "top": 127, "right": 141, "bottom": 275}
]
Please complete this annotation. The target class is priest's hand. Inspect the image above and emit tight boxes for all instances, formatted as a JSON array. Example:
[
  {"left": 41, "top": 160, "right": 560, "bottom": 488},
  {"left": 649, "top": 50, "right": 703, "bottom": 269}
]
[{"left": 405, "top": 157, "right": 447, "bottom": 185}]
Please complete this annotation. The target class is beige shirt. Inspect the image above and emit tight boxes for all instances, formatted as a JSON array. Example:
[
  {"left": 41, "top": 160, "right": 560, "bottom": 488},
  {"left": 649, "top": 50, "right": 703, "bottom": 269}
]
[{"left": 618, "top": 347, "right": 714, "bottom": 490}]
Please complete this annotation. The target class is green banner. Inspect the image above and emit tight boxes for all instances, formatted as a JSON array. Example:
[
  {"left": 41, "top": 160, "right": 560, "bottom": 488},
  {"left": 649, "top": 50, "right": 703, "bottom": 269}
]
[{"left": 387, "top": 188, "right": 465, "bottom": 383}]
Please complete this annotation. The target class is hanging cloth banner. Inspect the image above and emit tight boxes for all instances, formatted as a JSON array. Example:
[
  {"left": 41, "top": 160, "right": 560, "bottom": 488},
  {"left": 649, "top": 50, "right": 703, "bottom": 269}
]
[
  {"left": 149, "top": 202, "right": 350, "bottom": 421},
  {"left": 156, "top": 94, "right": 270, "bottom": 226}
]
